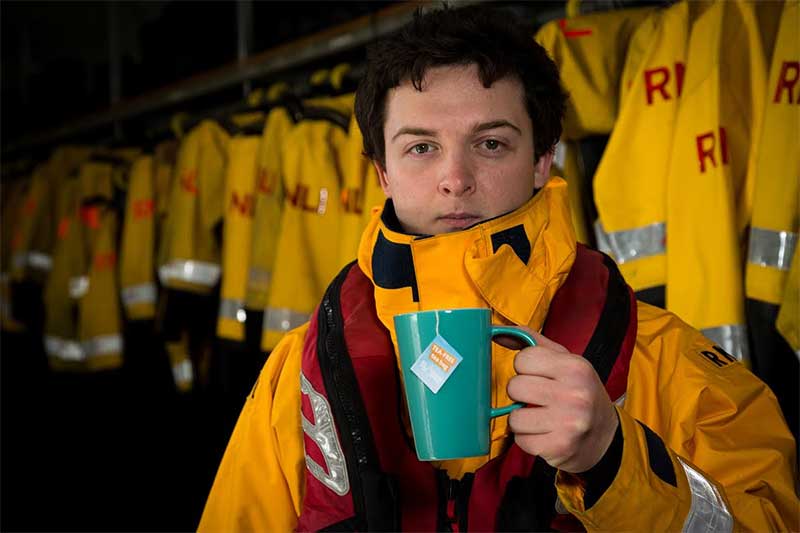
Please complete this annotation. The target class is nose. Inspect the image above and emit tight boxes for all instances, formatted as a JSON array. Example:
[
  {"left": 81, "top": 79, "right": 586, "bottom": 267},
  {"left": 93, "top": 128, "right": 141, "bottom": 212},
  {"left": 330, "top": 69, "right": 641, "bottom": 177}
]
[{"left": 437, "top": 151, "right": 475, "bottom": 197}]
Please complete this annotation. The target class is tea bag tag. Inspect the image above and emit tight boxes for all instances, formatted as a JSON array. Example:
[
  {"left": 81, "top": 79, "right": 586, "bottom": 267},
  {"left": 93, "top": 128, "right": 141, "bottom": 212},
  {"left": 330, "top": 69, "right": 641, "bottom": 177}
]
[{"left": 410, "top": 334, "right": 463, "bottom": 393}]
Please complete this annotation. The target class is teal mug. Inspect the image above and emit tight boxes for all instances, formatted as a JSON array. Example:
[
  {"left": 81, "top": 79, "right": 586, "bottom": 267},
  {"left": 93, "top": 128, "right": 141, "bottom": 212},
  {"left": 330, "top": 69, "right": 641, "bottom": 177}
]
[{"left": 393, "top": 308, "right": 536, "bottom": 461}]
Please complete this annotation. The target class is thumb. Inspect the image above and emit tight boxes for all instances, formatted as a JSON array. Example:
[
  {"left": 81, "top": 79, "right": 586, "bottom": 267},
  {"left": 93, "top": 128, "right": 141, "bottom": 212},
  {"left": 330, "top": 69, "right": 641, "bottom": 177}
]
[{"left": 492, "top": 325, "right": 569, "bottom": 353}]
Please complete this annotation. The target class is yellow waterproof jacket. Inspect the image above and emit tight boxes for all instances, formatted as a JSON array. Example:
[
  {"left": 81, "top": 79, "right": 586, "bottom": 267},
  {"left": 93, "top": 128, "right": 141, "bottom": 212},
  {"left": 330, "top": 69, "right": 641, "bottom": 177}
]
[
  {"left": 119, "top": 155, "right": 158, "bottom": 320},
  {"left": 218, "top": 135, "right": 260, "bottom": 340},
  {"left": 535, "top": 7, "right": 655, "bottom": 140},
  {"left": 262, "top": 95, "right": 354, "bottom": 351},
  {"left": 746, "top": 0, "right": 798, "bottom": 307},
  {"left": 200, "top": 179, "right": 798, "bottom": 532},
  {"left": 777, "top": 244, "right": 799, "bottom": 354},
  {"left": 158, "top": 120, "right": 229, "bottom": 293}
]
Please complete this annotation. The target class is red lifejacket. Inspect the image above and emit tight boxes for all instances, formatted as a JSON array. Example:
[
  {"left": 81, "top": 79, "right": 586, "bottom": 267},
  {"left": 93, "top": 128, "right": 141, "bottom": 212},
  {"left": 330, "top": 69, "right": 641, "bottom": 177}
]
[{"left": 298, "top": 244, "right": 637, "bottom": 532}]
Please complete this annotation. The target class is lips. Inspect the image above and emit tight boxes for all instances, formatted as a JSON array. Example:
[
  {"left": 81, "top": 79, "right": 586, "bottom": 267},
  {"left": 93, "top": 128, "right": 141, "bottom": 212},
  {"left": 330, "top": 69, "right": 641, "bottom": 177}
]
[{"left": 437, "top": 212, "right": 482, "bottom": 229}]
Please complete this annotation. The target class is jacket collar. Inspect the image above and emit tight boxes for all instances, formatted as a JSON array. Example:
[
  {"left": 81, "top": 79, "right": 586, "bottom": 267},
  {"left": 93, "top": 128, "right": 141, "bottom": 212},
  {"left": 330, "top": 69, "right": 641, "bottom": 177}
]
[{"left": 357, "top": 177, "right": 577, "bottom": 345}]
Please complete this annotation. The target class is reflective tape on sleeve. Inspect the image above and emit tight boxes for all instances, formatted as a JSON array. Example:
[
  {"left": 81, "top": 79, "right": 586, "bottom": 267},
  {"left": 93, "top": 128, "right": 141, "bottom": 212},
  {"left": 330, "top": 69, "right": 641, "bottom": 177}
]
[
  {"left": 13, "top": 252, "right": 53, "bottom": 272},
  {"left": 172, "top": 359, "right": 194, "bottom": 387},
  {"left": 158, "top": 260, "right": 220, "bottom": 287},
  {"left": 69, "top": 276, "right": 90, "bottom": 299},
  {"left": 44, "top": 336, "right": 86, "bottom": 362},
  {"left": 219, "top": 298, "right": 247, "bottom": 323},
  {"left": 247, "top": 267, "right": 272, "bottom": 287},
  {"left": 701, "top": 324, "right": 749, "bottom": 362},
  {"left": 678, "top": 457, "right": 733, "bottom": 533},
  {"left": 264, "top": 307, "right": 309, "bottom": 333},
  {"left": 121, "top": 283, "right": 157, "bottom": 307},
  {"left": 594, "top": 220, "right": 666, "bottom": 264},
  {"left": 83, "top": 334, "right": 123, "bottom": 357},
  {"left": 748, "top": 227, "right": 797, "bottom": 271}
]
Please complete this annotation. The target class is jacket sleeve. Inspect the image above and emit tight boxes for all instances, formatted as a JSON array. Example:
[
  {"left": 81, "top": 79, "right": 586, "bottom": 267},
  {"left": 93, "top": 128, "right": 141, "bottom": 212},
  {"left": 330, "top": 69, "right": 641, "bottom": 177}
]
[
  {"left": 198, "top": 324, "right": 309, "bottom": 533},
  {"left": 556, "top": 302, "right": 799, "bottom": 532}
]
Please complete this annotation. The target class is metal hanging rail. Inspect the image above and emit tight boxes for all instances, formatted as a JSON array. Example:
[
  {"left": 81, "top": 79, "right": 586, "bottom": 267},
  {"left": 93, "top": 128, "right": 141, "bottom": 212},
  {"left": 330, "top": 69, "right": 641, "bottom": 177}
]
[{"left": 2, "top": 2, "right": 427, "bottom": 156}]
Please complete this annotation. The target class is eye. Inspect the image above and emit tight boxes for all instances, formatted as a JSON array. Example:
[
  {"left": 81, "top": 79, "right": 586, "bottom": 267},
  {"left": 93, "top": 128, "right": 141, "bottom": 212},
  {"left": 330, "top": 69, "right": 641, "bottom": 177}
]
[
  {"left": 483, "top": 139, "right": 501, "bottom": 151},
  {"left": 411, "top": 143, "right": 432, "bottom": 154}
]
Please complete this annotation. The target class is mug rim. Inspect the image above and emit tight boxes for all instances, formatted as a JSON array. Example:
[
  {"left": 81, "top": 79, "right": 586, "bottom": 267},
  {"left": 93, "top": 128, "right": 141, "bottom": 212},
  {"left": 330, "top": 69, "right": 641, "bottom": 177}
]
[{"left": 393, "top": 307, "right": 491, "bottom": 320}]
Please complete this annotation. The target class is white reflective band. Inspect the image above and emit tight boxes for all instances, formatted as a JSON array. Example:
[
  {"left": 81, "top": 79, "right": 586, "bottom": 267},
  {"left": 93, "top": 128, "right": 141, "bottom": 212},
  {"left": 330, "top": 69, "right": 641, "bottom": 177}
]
[
  {"left": 83, "top": 334, "right": 123, "bottom": 358},
  {"left": 172, "top": 359, "right": 194, "bottom": 386},
  {"left": 44, "top": 336, "right": 86, "bottom": 362},
  {"left": 614, "top": 393, "right": 626, "bottom": 407},
  {"left": 12, "top": 252, "right": 53, "bottom": 272},
  {"left": 300, "top": 372, "right": 350, "bottom": 496},
  {"left": 264, "top": 307, "right": 309, "bottom": 332},
  {"left": 594, "top": 220, "right": 666, "bottom": 264},
  {"left": 122, "top": 283, "right": 157, "bottom": 307},
  {"left": 69, "top": 276, "right": 90, "bottom": 299},
  {"left": 748, "top": 227, "right": 797, "bottom": 271},
  {"left": 701, "top": 324, "right": 749, "bottom": 362},
  {"left": 247, "top": 267, "right": 272, "bottom": 286},
  {"left": 553, "top": 141, "right": 567, "bottom": 170},
  {"left": 158, "top": 260, "right": 220, "bottom": 287},
  {"left": 678, "top": 457, "right": 733, "bottom": 533},
  {"left": 219, "top": 299, "right": 247, "bottom": 323}
]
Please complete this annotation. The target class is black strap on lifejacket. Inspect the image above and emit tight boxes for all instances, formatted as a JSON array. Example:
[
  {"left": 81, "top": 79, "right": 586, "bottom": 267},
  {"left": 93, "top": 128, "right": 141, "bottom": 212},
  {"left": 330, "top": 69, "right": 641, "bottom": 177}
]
[{"left": 315, "top": 261, "right": 399, "bottom": 532}]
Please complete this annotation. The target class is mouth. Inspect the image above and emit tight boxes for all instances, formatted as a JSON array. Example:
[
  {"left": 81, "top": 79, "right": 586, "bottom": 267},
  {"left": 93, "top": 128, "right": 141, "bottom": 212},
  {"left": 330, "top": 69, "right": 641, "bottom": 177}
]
[{"left": 437, "top": 212, "right": 482, "bottom": 229}]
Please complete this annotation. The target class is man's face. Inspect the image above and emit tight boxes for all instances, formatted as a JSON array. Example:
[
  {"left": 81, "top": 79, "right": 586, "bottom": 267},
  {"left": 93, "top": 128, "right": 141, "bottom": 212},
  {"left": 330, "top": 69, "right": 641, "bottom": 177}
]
[{"left": 376, "top": 64, "right": 552, "bottom": 235}]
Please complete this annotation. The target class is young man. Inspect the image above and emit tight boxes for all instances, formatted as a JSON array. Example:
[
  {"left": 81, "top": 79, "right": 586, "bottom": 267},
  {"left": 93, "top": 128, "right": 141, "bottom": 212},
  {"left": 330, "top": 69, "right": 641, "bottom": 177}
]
[{"left": 200, "top": 6, "right": 798, "bottom": 531}]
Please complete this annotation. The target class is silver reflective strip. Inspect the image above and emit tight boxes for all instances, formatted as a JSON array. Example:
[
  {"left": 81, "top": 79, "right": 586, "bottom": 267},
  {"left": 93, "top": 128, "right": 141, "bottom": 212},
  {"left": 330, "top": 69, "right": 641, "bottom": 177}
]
[
  {"left": 748, "top": 227, "right": 797, "bottom": 271},
  {"left": 247, "top": 267, "right": 272, "bottom": 287},
  {"left": 83, "top": 334, "right": 123, "bottom": 358},
  {"left": 122, "top": 283, "right": 157, "bottom": 307},
  {"left": 553, "top": 141, "right": 567, "bottom": 170},
  {"left": 69, "top": 276, "right": 90, "bottom": 299},
  {"left": 172, "top": 359, "right": 194, "bottom": 386},
  {"left": 614, "top": 393, "right": 626, "bottom": 407},
  {"left": 264, "top": 307, "right": 308, "bottom": 332},
  {"left": 701, "top": 324, "right": 749, "bottom": 362},
  {"left": 594, "top": 220, "right": 666, "bottom": 264},
  {"left": 300, "top": 372, "right": 350, "bottom": 496},
  {"left": 12, "top": 252, "right": 53, "bottom": 272},
  {"left": 158, "top": 260, "right": 220, "bottom": 287},
  {"left": 44, "top": 336, "right": 86, "bottom": 362},
  {"left": 678, "top": 457, "right": 733, "bottom": 533},
  {"left": 219, "top": 298, "right": 247, "bottom": 323}
]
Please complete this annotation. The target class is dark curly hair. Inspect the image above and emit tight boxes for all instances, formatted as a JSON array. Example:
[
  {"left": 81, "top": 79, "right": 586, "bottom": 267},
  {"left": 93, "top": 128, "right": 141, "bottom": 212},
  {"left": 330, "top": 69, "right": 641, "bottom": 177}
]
[{"left": 354, "top": 4, "right": 567, "bottom": 169}]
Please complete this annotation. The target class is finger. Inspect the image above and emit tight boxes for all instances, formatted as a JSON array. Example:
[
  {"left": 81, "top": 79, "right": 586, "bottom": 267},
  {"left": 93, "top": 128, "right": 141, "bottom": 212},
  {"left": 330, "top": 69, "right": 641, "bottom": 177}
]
[
  {"left": 508, "top": 405, "right": 554, "bottom": 435},
  {"left": 506, "top": 374, "right": 557, "bottom": 406},
  {"left": 528, "top": 330, "right": 569, "bottom": 353},
  {"left": 513, "top": 346, "right": 582, "bottom": 379}
]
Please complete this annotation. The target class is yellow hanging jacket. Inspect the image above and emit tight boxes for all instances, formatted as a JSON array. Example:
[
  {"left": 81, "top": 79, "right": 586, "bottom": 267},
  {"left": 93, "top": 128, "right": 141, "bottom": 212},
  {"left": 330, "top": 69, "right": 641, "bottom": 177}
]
[
  {"left": 549, "top": 140, "right": 591, "bottom": 244},
  {"left": 246, "top": 107, "right": 294, "bottom": 315},
  {"left": 119, "top": 155, "right": 158, "bottom": 320},
  {"left": 746, "top": 0, "right": 798, "bottom": 308},
  {"left": 534, "top": 6, "right": 655, "bottom": 140},
  {"left": 158, "top": 120, "right": 230, "bottom": 293},
  {"left": 777, "top": 244, "right": 799, "bottom": 355},
  {"left": 665, "top": 0, "right": 781, "bottom": 361},
  {"left": 200, "top": 178, "right": 798, "bottom": 532},
  {"left": 218, "top": 134, "right": 260, "bottom": 340},
  {"left": 592, "top": 2, "right": 690, "bottom": 296},
  {"left": 262, "top": 95, "right": 354, "bottom": 351}
]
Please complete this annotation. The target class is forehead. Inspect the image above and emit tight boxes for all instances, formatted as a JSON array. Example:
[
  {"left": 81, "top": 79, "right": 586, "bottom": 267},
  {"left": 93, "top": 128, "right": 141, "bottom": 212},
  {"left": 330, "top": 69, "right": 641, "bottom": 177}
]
[{"left": 383, "top": 64, "right": 530, "bottom": 132}]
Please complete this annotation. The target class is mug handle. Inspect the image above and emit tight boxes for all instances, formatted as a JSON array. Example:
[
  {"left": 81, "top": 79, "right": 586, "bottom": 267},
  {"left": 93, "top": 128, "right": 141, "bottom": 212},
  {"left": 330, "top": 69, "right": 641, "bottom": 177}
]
[{"left": 488, "top": 326, "right": 537, "bottom": 418}]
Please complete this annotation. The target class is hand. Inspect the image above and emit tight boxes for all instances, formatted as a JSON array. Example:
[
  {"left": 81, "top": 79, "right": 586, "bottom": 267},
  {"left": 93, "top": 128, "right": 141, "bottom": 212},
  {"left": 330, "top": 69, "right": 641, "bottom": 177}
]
[{"left": 496, "top": 327, "right": 619, "bottom": 473}]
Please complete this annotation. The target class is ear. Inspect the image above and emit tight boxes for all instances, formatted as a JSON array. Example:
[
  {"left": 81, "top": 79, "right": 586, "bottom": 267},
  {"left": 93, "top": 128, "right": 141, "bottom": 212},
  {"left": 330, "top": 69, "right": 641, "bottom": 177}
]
[
  {"left": 374, "top": 161, "right": 392, "bottom": 197},
  {"left": 533, "top": 149, "right": 554, "bottom": 188}
]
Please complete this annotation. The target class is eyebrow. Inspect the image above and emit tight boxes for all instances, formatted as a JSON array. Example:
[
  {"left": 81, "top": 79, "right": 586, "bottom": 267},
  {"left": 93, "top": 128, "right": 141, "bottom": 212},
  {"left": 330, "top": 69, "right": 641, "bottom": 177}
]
[{"left": 390, "top": 120, "right": 522, "bottom": 142}]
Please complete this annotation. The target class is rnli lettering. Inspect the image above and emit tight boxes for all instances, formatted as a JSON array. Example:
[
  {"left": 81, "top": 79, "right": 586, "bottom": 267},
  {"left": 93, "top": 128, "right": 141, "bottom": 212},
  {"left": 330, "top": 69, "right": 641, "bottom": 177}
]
[
  {"left": 773, "top": 61, "right": 799, "bottom": 104},
  {"left": 229, "top": 192, "right": 254, "bottom": 217},
  {"left": 644, "top": 62, "right": 685, "bottom": 105},
  {"left": 286, "top": 185, "right": 330, "bottom": 215},
  {"left": 80, "top": 206, "right": 101, "bottom": 230},
  {"left": 94, "top": 252, "right": 117, "bottom": 271},
  {"left": 256, "top": 167, "right": 279, "bottom": 195},
  {"left": 133, "top": 199, "right": 155, "bottom": 220},
  {"left": 57, "top": 217, "right": 71, "bottom": 239},
  {"left": 558, "top": 18, "right": 592, "bottom": 38},
  {"left": 180, "top": 169, "right": 198, "bottom": 194},
  {"left": 340, "top": 187, "right": 364, "bottom": 214},
  {"left": 696, "top": 127, "right": 729, "bottom": 173},
  {"left": 699, "top": 345, "right": 737, "bottom": 368}
]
